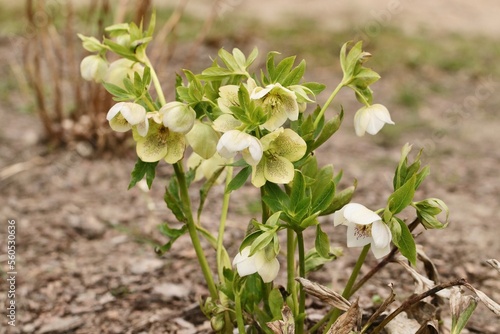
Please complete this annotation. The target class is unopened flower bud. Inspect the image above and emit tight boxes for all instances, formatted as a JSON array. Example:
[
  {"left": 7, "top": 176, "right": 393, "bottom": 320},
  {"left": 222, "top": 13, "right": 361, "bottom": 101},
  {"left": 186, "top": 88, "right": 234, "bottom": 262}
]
[
  {"left": 160, "top": 102, "right": 196, "bottom": 134},
  {"left": 80, "top": 55, "right": 108, "bottom": 83}
]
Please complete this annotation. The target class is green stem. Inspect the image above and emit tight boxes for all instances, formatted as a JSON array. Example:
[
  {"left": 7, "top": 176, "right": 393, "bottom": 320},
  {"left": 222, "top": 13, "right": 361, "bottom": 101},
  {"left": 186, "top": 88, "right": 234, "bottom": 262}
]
[
  {"left": 234, "top": 285, "right": 246, "bottom": 334},
  {"left": 260, "top": 186, "right": 270, "bottom": 223},
  {"left": 217, "top": 164, "right": 234, "bottom": 280},
  {"left": 144, "top": 55, "right": 167, "bottom": 106},
  {"left": 287, "top": 229, "right": 298, "bottom": 316},
  {"left": 296, "top": 231, "right": 306, "bottom": 334},
  {"left": 313, "top": 81, "right": 345, "bottom": 129},
  {"left": 173, "top": 162, "right": 218, "bottom": 300},
  {"left": 322, "top": 244, "right": 370, "bottom": 333}
]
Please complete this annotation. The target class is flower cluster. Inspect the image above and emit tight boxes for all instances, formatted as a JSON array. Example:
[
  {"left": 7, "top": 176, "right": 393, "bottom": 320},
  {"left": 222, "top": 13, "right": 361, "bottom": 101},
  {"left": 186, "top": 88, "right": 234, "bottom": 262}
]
[{"left": 80, "top": 19, "right": 454, "bottom": 332}]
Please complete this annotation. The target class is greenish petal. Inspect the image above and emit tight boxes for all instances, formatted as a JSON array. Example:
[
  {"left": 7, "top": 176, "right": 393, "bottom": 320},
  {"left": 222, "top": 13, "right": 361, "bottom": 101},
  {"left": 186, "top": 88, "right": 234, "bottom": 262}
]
[
  {"left": 136, "top": 126, "right": 169, "bottom": 162},
  {"left": 164, "top": 131, "right": 186, "bottom": 164},
  {"left": 271, "top": 128, "right": 307, "bottom": 162},
  {"left": 264, "top": 155, "right": 295, "bottom": 184}
]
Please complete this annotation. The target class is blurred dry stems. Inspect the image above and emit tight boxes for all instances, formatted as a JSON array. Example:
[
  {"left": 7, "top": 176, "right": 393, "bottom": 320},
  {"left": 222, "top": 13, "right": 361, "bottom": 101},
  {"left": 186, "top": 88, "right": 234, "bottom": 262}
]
[{"left": 19, "top": 0, "right": 219, "bottom": 155}]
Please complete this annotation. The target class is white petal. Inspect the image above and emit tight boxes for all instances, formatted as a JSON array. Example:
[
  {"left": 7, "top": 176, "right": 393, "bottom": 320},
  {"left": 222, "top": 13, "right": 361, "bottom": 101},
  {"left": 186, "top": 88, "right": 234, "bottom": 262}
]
[
  {"left": 121, "top": 103, "right": 147, "bottom": 126},
  {"left": 233, "top": 247, "right": 258, "bottom": 277},
  {"left": 258, "top": 257, "right": 280, "bottom": 283},
  {"left": 107, "top": 102, "right": 125, "bottom": 121},
  {"left": 242, "top": 137, "right": 263, "bottom": 165},
  {"left": 135, "top": 118, "right": 149, "bottom": 137},
  {"left": 371, "top": 220, "right": 392, "bottom": 249},
  {"left": 250, "top": 85, "right": 274, "bottom": 100},
  {"left": 333, "top": 207, "right": 348, "bottom": 226},
  {"left": 353, "top": 107, "right": 370, "bottom": 136},
  {"left": 346, "top": 223, "right": 373, "bottom": 248},
  {"left": 371, "top": 241, "right": 391, "bottom": 259},
  {"left": 343, "top": 203, "right": 381, "bottom": 226}
]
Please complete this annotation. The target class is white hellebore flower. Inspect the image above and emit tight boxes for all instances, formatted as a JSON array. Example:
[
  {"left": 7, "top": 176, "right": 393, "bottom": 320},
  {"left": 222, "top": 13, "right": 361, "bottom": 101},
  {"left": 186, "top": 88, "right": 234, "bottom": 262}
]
[
  {"left": 353, "top": 104, "right": 394, "bottom": 136},
  {"left": 80, "top": 55, "right": 108, "bottom": 83},
  {"left": 334, "top": 203, "right": 392, "bottom": 259},
  {"left": 250, "top": 83, "right": 299, "bottom": 131},
  {"left": 187, "top": 152, "right": 228, "bottom": 184},
  {"left": 107, "top": 102, "right": 149, "bottom": 136},
  {"left": 233, "top": 246, "right": 280, "bottom": 283},
  {"left": 217, "top": 130, "right": 263, "bottom": 166}
]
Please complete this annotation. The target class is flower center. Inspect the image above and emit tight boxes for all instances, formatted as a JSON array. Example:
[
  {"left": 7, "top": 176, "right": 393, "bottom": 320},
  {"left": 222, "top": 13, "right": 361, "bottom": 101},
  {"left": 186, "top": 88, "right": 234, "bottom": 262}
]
[
  {"left": 157, "top": 126, "right": 169, "bottom": 144},
  {"left": 354, "top": 224, "right": 372, "bottom": 240}
]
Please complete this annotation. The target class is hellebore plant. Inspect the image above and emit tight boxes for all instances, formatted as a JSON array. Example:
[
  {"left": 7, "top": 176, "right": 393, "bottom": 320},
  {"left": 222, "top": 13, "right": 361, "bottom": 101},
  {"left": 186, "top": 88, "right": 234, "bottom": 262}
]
[{"left": 78, "top": 13, "right": 500, "bottom": 334}]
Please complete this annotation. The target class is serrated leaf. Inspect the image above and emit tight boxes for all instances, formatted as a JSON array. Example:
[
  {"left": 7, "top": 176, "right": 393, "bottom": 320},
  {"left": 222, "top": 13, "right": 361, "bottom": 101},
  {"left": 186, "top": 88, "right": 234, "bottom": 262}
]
[
  {"left": 290, "top": 171, "right": 305, "bottom": 209},
  {"left": 282, "top": 59, "right": 305, "bottom": 86},
  {"left": 300, "top": 211, "right": 320, "bottom": 229},
  {"left": 163, "top": 187, "right": 186, "bottom": 223},
  {"left": 268, "top": 289, "right": 285, "bottom": 321},
  {"left": 388, "top": 174, "right": 416, "bottom": 214},
  {"left": 321, "top": 183, "right": 356, "bottom": 216},
  {"left": 315, "top": 225, "right": 331, "bottom": 258},
  {"left": 128, "top": 158, "right": 158, "bottom": 189},
  {"left": 226, "top": 165, "right": 251, "bottom": 193},
  {"left": 302, "top": 82, "right": 326, "bottom": 95},
  {"left": 249, "top": 231, "right": 275, "bottom": 256},
  {"left": 155, "top": 223, "right": 188, "bottom": 255}
]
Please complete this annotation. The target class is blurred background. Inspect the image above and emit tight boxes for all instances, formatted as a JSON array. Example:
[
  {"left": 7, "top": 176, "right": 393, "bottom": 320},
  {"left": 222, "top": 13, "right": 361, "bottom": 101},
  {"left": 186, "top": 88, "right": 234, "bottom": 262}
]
[{"left": 1, "top": 0, "right": 499, "bottom": 333}]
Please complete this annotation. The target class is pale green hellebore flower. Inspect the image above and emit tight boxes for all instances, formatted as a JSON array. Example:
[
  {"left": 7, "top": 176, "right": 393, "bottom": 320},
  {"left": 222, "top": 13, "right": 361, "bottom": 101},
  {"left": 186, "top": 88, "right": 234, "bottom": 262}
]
[
  {"left": 160, "top": 102, "right": 196, "bottom": 134},
  {"left": 217, "top": 85, "right": 240, "bottom": 114},
  {"left": 134, "top": 121, "right": 186, "bottom": 163},
  {"left": 334, "top": 203, "right": 392, "bottom": 259},
  {"left": 104, "top": 58, "right": 144, "bottom": 89},
  {"left": 233, "top": 246, "right": 280, "bottom": 283},
  {"left": 80, "top": 55, "right": 108, "bottom": 83},
  {"left": 107, "top": 102, "right": 149, "bottom": 137},
  {"left": 251, "top": 128, "right": 307, "bottom": 188},
  {"left": 186, "top": 121, "right": 219, "bottom": 159},
  {"left": 187, "top": 152, "right": 228, "bottom": 184},
  {"left": 217, "top": 130, "right": 263, "bottom": 166},
  {"left": 212, "top": 114, "right": 242, "bottom": 133},
  {"left": 251, "top": 83, "right": 299, "bottom": 131},
  {"left": 353, "top": 104, "right": 394, "bottom": 136}
]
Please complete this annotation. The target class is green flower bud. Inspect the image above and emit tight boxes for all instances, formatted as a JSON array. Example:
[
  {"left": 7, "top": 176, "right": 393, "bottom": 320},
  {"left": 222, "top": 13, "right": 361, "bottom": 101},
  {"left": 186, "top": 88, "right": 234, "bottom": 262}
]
[
  {"left": 80, "top": 55, "right": 108, "bottom": 83},
  {"left": 186, "top": 122, "right": 219, "bottom": 159}
]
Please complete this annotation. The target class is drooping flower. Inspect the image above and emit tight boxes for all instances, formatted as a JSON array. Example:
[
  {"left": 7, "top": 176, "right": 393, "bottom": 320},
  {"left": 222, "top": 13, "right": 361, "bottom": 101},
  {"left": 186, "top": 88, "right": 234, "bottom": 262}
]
[
  {"left": 186, "top": 121, "right": 219, "bottom": 159},
  {"left": 251, "top": 128, "right": 307, "bottom": 187},
  {"left": 250, "top": 83, "right": 299, "bottom": 131},
  {"left": 160, "top": 102, "right": 196, "bottom": 134},
  {"left": 106, "top": 102, "right": 148, "bottom": 136},
  {"left": 134, "top": 121, "right": 185, "bottom": 163},
  {"left": 353, "top": 104, "right": 394, "bottom": 136},
  {"left": 333, "top": 203, "right": 392, "bottom": 259},
  {"left": 80, "top": 55, "right": 108, "bottom": 83},
  {"left": 217, "top": 130, "right": 263, "bottom": 166},
  {"left": 104, "top": 58, "right": 144, "bottom": 89},
  {"left": 232, "top": 246, "right": 280, "bottom": 283}
]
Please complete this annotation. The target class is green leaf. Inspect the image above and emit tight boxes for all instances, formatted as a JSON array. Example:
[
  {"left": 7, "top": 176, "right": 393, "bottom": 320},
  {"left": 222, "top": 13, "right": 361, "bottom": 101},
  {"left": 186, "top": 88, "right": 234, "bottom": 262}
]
[
  {"left": 311, "top": 109, "right": 343, "bottom": 151},
  {"left": 302, "top": 82, "right": 326, "bottom": 95},
  {"left": 128, "top": 158, "right": 158, "bottom": 189},
  {"left": 103, "top": 38, "right": 137, "bottom": 61},
  {"left": 312, "top": 181, "right": 335, "bottom": 213},
  {"left": 290, "top": 171, "right": 306, "bottom": 209},
  {"left": 249, "top": 231, "right": 275, "bottom": 256},
  {"left": 300, "top": 211, "right": 320, "bottom": 229},
  {"left": 304, "top": 247, "right": 341, "bottom": 274},
  {"left": 388, "top": 174, "right": 416, "bottom": 214},
  {"left": 103, "top": 82, "right": 131, "bottom": 100},
  {"left": 321, "top": 182, "right": 356, "bottom": 216},
  {"left": 282, "top": 59, "right": 306, "bottom": 86},
  {"left": 164, "top": 187, "right": 186, "bottom": 224},
  {"left": 393, "top": 217, "right": 417, "bottom": 266},
  {"left": 268, "top": 289, "right": 285, "bottom": 321},
  {"left": 226, "top": 166, "right": 252, "bottom": 193},
  {"left": 155, "top": 223, "right": 188, "bottom": 255},
  {"left": 315, "top": 225, "right": 330, "bottom": 258}
]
